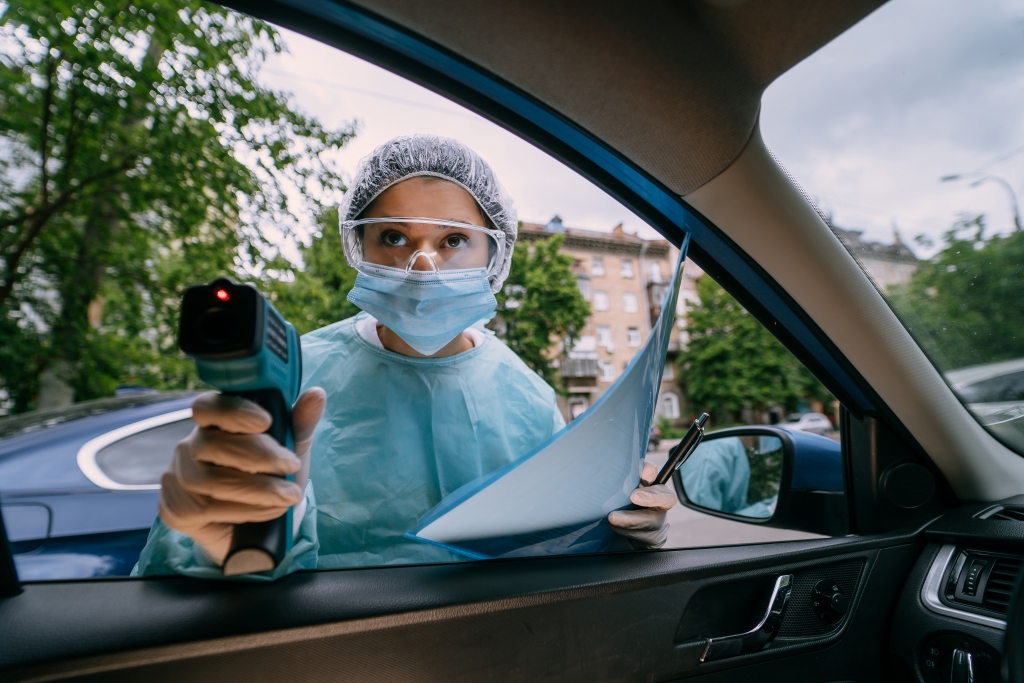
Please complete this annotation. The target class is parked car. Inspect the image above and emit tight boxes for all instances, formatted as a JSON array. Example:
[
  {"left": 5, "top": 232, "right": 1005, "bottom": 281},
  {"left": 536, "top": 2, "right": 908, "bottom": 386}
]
[
  {"left": 0, "top": 392, "right": 195, "bottom": 580},
  {"left": 781, "top": 412, "right": 834, "bottom": 437},
  {"left": 946, "top": 359, "right": 1024, "bottom": 454}
]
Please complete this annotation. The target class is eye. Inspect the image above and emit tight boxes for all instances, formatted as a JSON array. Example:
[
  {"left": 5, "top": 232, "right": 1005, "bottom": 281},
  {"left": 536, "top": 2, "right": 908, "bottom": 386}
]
[
  {"left": 381, "top": 230, "right": 407, "bottom": 247},
  {"left": 443, "top": 233, "right": 469, "bottom": 249}
]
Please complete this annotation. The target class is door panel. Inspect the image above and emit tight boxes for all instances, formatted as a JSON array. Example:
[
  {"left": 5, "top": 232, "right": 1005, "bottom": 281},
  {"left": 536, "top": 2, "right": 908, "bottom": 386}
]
[{"left": 1, "top": 534, "right": 918, "bottom": 681}]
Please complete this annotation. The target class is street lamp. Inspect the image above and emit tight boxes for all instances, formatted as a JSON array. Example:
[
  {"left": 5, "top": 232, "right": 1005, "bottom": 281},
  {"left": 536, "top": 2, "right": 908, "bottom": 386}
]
[{"left": 941, "top": 172, "right": 1022, "bottom": 232}]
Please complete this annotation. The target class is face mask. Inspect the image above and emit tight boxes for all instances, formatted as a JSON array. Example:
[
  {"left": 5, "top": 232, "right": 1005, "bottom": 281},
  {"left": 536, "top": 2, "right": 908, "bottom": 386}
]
[{"left": 347, "top": 263, "right": 497, "bottom": 356}]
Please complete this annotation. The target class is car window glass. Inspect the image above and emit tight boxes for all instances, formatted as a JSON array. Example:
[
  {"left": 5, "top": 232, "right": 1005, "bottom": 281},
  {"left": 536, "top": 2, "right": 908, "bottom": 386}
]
[
  {"left": 0, "top": 0, "right": 837, "bottom": 580},
  {"left": 761, "top": 0, "right": 1024, "bottom": 456}
]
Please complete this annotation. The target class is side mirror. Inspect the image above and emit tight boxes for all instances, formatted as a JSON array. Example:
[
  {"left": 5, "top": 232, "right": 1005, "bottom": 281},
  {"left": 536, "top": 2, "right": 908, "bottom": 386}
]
[{"left": 672, "top": 426, "right": 848, "bottom": 537}]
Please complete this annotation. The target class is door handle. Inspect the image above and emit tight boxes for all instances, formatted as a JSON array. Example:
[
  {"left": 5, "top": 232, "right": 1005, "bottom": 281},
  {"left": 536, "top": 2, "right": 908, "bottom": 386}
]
[{"left": 700, "top": 574, "right": 794, "bottom": 662}]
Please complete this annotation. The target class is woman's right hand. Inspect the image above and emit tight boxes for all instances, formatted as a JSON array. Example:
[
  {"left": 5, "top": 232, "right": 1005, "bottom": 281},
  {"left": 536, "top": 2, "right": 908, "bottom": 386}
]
[{"left": 158, "top": 388, "right": 326, "bottom": 565}]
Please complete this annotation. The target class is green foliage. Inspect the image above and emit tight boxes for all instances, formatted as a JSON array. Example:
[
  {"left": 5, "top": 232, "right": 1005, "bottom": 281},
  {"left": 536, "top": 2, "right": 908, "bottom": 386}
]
[
  {"left": 888, "top": 216, "right": 1024, "bottom": 371},
  {"left": 0, "top": 0, "right": 353, "bottom": 412},
  {"left": 265, "top": 207, "right": 359, "bottom": 335},
  {"left": 677, "top": 276, "right": 831, "bottom": 426},
  {"left": 490, "top": 234, "right": 591, "bottom": 389}
]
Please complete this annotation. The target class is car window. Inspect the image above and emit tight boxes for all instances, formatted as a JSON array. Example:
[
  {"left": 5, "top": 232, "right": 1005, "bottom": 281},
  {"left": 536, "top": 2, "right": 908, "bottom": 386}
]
[
  {"left": 0, "top": 0, "right": 834, "bottom": 580},
  {"left": 761, "top": 0, "right": 1024, "bottom": 455}
]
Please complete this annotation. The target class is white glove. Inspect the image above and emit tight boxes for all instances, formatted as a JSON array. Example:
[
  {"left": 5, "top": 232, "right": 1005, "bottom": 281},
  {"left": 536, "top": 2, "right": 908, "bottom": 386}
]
[
  {"left": 607, "top": 461, "right": 677, "bottom": 549},
  {"left": 158, "top": 388, "right": 326, "bottom": 565}
]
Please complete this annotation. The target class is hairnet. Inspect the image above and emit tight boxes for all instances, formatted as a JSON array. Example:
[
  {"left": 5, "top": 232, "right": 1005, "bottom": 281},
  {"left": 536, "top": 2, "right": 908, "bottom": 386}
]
[{"left": 339, "top": 135, "right": 518, "bottom": 292}]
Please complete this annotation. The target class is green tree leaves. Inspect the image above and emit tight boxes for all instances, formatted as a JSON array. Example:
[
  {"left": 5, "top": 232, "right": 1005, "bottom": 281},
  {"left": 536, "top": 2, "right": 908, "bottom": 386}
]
[
  {"left": 677, "top": 276, "right": 830, "bottom": 426},
  {"left": 265, "top": 207, "right": 359, "bottom": 335},
  {"left": 0, "top": 0, "right": 354, "bottom": 412},
  {"left": 888, "top": 216, "right": 1024, "bottom": 371},
  {"left": 490, "top": 234, "right": 590, "bottom": 389}
]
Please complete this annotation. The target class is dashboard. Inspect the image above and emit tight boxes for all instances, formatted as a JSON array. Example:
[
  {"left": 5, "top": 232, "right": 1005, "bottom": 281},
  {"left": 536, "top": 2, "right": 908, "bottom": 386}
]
[{"left": 890, "top": 496, "right": 1024, "bottom": 682}]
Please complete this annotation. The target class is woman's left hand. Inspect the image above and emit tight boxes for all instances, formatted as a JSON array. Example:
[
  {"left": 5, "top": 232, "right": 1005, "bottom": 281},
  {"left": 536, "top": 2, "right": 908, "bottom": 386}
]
[{"left": 607, "top": 461, "right": 677, "bottom": 549}]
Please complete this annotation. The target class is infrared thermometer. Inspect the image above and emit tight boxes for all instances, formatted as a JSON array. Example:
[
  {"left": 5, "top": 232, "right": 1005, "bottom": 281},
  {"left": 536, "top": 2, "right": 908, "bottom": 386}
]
[{"left": 178, "top": 277, "right": 302, "bottom": 576}]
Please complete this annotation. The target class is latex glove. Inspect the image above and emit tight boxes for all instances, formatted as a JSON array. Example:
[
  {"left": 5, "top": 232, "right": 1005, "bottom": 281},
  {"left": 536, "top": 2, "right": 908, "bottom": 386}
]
[
  {"left": 158, "top": 388, "right": 326, "bottom": 565},
  {"left": 607, "top": 461, "right": 677, "bottom": 549}
]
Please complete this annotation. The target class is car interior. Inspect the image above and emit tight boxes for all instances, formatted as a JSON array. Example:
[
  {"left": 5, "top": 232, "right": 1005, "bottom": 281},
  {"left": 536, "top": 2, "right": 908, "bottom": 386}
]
[{"left": 2, "top": 0, "right": 1024, "bottom": 681}]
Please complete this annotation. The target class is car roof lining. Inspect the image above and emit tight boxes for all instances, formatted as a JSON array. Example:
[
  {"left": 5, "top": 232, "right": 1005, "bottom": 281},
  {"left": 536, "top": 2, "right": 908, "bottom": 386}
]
[{"left": 350, "top": 0, "right": 886, "bottom": 195}]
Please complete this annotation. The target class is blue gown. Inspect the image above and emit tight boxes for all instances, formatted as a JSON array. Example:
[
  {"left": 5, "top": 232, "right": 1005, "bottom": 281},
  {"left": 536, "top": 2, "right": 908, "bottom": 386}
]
[{"left": 133, "top": 313, "right": 565, "bottom": 579}]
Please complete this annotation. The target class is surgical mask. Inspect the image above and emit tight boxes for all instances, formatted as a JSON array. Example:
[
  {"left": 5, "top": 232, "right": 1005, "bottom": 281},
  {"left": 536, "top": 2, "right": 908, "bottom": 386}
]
[{"left": 347, "top": 262, "right": 497, "bottom": 356}]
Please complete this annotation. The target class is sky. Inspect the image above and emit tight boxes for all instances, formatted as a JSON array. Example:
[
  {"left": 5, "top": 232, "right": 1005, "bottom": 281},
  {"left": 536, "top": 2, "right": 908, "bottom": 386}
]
[
  {"left": 259, "top": 0, "right": 1024, "bottom": 259},
  {"left": 258, "top": 29, "right": 658, "bottom": 245},
  {"left": 760, "top": 0, "right": 1024, "bottom": 256}
]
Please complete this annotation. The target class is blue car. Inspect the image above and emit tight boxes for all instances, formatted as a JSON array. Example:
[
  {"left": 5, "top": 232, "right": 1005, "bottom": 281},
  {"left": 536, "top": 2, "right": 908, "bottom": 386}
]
[{"left": 0, "top": 392, "right": 196, "bottom": 580}]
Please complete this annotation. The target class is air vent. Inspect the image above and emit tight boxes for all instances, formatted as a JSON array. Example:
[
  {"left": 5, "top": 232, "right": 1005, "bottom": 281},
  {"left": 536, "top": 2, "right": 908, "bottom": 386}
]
[
  {"left": 944, "top": 550, "right": 1023, "bottom": 617},
  {"left": 984, "top": 506, "right": 1024, "bottom": 522},
  {"left": 982, "top": 556, "right": 1022, "bottom": 614}
]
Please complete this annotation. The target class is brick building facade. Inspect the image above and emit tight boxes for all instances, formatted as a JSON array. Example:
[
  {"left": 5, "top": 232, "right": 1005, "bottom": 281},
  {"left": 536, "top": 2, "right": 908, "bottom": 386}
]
[{"left": 518, "top": 217, "right": 702, "bottom": 426}]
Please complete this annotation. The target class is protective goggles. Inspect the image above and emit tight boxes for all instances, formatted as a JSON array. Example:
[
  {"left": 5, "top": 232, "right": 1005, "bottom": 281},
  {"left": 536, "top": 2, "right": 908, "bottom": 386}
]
[{"left": 341, "top": 217, "right": 505, "bottom": 276}]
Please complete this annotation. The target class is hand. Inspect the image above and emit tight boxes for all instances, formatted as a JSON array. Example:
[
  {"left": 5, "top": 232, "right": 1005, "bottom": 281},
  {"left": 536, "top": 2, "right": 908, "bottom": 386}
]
[
  {"left": 607, "top": 461, "right": 677, "bottom": 549},
  {"left": 158, "top": 387, "right": 326, "bottom": 565}
]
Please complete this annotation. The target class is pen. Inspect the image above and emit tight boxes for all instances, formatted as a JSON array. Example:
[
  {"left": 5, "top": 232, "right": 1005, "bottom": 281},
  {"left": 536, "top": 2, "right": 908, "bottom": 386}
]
[{"left": 652, "top": 412, "right": 709, "bottom": 485}]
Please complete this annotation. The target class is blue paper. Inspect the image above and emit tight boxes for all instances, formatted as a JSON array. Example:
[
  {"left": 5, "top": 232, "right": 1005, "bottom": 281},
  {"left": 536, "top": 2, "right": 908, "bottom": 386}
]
[{"left": 407, "top": 237, "right": 688, "bottom": 559}]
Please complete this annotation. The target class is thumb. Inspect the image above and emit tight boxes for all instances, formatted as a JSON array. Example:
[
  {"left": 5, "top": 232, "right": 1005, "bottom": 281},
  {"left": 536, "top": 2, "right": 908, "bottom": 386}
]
[{"left": 292, "top": 387, "right": 326, "bottom": 451}]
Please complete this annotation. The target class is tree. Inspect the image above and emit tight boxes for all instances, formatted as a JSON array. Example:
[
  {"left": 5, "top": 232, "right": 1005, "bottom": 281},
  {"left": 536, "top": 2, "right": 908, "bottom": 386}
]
[
  {"left": 0, "top": 0, "right": 354, "bottom": 412},
  {"left": 265, "top": 207, "right": 359, "bottom": 336},
  {"left": 888, "top": 215, "right": 1024, "bottom": 371},
  {"left": 490, "top": 233, "right": 591, "bottom": 389},
  {"left": 677, "top": 276, "right": 831, "bottom": 426}
]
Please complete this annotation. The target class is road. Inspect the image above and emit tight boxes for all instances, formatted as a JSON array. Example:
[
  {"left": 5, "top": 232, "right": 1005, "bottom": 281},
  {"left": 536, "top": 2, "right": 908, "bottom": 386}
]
[{"left": 647, "top": 438, "right": 824, "bottom": 549}]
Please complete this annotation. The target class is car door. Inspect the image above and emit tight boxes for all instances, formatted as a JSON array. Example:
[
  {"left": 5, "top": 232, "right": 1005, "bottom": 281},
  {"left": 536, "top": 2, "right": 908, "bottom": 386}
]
[{"left": 0, "top": 1, "right": 1011, "bottom": 681}]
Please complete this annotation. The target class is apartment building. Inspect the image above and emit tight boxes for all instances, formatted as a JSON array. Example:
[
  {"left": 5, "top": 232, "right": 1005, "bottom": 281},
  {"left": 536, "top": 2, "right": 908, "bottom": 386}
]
[{"left": 518, "top": 217, "right": 702, "bottom": 426}]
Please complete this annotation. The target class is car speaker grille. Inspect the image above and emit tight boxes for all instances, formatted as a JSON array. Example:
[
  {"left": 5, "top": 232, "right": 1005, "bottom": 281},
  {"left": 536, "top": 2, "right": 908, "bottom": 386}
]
[{"left": 982, "top": 556, "right": 1022, "bottom": 614}]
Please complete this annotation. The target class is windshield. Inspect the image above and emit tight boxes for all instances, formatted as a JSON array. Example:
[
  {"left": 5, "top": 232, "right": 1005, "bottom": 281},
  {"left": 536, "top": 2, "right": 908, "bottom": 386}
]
[{"left": 762, "top": 0, "right": 1024, "bottom": 455}]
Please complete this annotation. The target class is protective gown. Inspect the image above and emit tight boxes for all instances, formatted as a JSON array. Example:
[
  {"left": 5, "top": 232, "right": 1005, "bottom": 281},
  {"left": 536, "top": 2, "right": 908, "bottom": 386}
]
[
  {"left": 679, "top": 437, "right": 751, "bottom": 515},
  {"left": 133, "top": 313, "right": 565, "bottom": 579}
]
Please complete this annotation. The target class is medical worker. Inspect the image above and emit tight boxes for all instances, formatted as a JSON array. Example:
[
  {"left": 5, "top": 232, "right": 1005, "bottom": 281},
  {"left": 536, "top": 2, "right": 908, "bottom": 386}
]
[{"left": 134, "top": 136, "right": 676, "bottom": 579}]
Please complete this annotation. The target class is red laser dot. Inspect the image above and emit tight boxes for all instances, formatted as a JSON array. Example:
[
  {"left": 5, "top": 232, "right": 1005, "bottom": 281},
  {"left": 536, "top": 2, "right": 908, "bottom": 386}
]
[{"left": 214, "top": 288, "right": 230, "bottom": 302}]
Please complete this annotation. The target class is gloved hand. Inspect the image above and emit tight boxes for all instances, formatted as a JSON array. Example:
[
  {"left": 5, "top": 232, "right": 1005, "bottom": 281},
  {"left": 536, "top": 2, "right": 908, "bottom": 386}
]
[
  {"left": 158, "top": 387, "right": 326, "bottom": 565},
  {"left": 607, "top": 460, "right": 677, "bottom": 549}
]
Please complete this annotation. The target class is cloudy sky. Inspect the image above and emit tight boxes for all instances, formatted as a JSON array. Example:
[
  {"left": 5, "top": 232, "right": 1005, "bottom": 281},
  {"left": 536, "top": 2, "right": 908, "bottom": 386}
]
[
  {"left": 761, "top": 0, "right": 1024, "bottom": 255},
  {"left": 259, "top": 30, "right": 657, "bottom": 242},
  {"left": 260, "top": 0, "right": 1024, "bottom": 257}
]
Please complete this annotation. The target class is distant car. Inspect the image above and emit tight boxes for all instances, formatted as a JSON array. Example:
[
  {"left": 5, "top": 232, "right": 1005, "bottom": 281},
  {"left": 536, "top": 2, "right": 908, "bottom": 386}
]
[
  {"left": 647, "top": 424, "right": 662, "bottom": 452},
  {"left": 781, "top": 412, "right": 834, "bottom": 437},
  {"left": 0, "top": 392, "right": 196, "bottom": 580},
  {"left": 946, "top": 358, "right": 1024, "bottom": 453}
]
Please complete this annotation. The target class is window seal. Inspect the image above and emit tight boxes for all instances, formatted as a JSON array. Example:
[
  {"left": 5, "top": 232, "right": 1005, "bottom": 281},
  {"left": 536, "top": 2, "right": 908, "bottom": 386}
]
[{"left": 76, "top": 409, "right": 192, "bottom": 491}]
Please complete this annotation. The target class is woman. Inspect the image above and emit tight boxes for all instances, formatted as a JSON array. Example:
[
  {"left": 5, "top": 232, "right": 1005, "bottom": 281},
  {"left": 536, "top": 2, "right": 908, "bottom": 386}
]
[{"left": 135, "top": 136, "right": 675, "bottom": 578}]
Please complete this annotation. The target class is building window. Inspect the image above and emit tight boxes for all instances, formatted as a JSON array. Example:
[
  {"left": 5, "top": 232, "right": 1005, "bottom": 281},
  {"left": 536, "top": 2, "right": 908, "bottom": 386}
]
[
  {"left": 621, "top": 259, "right": 634, "bottom": 278},
  {"left": 662, "top": 362, "right": 675, "bottom": 381},
  {"left": 623, "top": 292, "right": 638, "bottom": 313},
  {"left": 627, "top": 327, "right": 641, "bottom": 346},
  {"left": 593, "top": 290, "right": 609, "bottom": 311},
  {"left": 568, "top": 398, "right": 589, "bottom": 420},
  {"left": 592, "top": 257, "right": 605, "bottom": 276},
  {"left": 661, "top": 393, "right": 680, "bottom": 419},
  {"left": 648, "top": 262, "right": 662, "bottom": 283},
  {"left": 576, "top": 278, "right": 592, "bottom": 301},
  {"left": 598, "top": 360, "right": 615, "bottom": 382},
  {"left": 596, "top": 325, "right": 613, "bottom": 348}
]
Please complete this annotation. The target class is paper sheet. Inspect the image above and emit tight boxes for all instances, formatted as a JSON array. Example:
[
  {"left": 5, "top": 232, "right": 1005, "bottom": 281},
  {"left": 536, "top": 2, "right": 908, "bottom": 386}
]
[{"left": 407, "top": 240, "right": 688, "bottom": 559}]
